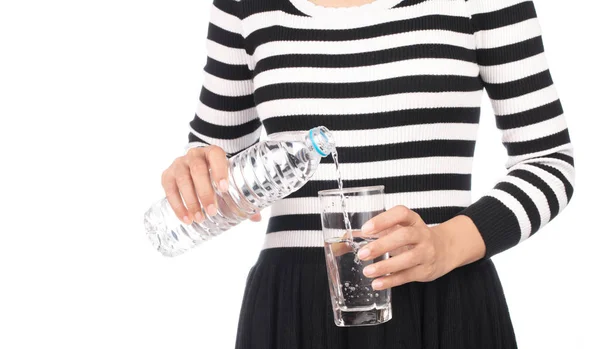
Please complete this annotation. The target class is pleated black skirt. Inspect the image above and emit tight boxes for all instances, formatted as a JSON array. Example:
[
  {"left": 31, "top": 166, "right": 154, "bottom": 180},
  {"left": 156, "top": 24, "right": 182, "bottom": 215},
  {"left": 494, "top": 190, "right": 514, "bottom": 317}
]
[{"left": 235, "top": 248, "right": 517, "bottom": 349}]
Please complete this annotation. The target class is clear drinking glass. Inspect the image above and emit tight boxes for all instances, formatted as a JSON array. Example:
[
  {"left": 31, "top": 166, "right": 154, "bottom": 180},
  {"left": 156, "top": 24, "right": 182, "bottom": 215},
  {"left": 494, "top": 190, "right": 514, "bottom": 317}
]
[{"left": 318, "top": 186, "right": 392, "bottom": 327}]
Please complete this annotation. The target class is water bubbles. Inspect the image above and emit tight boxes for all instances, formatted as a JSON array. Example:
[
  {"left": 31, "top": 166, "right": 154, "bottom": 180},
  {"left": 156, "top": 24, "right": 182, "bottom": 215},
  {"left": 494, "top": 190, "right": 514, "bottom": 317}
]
[
  {"left": 344, "top": 282, "right": 350, "bottom": 287},
  {"left": 375, "top": 293, "right": 379, "bottom": 297}
]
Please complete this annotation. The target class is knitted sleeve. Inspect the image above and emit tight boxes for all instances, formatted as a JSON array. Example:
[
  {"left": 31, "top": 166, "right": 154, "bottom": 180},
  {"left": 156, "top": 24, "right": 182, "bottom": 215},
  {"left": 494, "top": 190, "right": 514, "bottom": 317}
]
[
  {"left": 460, "top": 0, "right": 575, "bottom": 258},
  {"left": 186, "top": 0, "right": 262, "bottom": 157}
]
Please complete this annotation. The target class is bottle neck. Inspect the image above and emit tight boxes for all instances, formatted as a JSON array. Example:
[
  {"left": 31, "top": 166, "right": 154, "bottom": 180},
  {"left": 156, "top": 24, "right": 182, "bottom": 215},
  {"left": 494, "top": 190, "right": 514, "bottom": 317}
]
[{"left": 306, "top": 126, "right": 334, "bottom": 158}]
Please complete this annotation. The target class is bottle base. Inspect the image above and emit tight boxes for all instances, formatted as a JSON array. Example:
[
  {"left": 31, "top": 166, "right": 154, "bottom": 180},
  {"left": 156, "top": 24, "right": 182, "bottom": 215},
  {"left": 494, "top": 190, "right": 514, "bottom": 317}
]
[{"left": 332, "top": 304, "right": 392, "bottom": 327}]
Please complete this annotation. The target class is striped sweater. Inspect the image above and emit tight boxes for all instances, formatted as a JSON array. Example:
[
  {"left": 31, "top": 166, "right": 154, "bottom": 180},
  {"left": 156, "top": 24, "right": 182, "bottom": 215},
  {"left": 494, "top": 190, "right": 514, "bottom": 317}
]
[{"left": 186, "top": 0, "right": 575, "bottom": 258}]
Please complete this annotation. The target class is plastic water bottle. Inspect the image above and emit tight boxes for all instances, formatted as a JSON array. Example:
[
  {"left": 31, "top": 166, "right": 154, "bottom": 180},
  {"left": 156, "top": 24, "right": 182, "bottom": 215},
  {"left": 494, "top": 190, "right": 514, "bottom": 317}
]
[{"left": 144, "top": 126, "right": 334, "bottom": 257}]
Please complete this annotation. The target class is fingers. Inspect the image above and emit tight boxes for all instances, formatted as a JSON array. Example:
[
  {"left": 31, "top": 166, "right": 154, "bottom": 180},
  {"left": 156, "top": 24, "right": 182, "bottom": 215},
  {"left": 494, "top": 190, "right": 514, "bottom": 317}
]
[
  {"left": 204, "top": 146, "right": 230, "bottom": 193},
  {"left": 249, "top": 213, "right": 262, "bottom": 222},
  {"left": 174, "top": 164, "right": 205, "bottom": 222},
  {"left": 358, "top": 226, "right": 419, "bottom": 261},
  {"left": 162, "top": 169, "right": 192, "bottom": 225},
  {"left": 371, "top": 266, "right": 423, "bottom": 290},
  {"left": 361, "top": 206, "right": 423, "bottom": 234},
  {"left": 362, "top": 247, "right": 422, "bottom": 279},
  {"left": 188, "top": 155, "right": 217, "bottom": 219},
  {"left": 163, "top": 145, "right": 263, "bottom": 225}
]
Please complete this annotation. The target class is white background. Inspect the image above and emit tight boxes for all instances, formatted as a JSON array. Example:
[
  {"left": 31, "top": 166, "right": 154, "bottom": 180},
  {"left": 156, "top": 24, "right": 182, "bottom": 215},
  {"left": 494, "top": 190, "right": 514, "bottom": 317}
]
[{"left": 0, "top": 1, "right": 598, "bottom": 348}]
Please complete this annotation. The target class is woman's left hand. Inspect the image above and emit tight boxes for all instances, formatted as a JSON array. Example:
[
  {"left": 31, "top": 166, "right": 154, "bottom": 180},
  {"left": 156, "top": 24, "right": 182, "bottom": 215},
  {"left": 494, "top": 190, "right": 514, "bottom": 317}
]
[{"left": 358, "top": 205, "right": 459, "bottom": 291}]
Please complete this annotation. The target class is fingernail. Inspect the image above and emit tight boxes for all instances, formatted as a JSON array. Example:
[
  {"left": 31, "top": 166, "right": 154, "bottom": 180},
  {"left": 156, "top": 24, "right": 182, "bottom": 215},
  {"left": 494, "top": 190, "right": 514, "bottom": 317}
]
[
  {"left": 358, "top": 248, "right": 370, "bottom": 259},
  {"left": 183, "top": 216, "right": 192, "bottom": 225},
  {"left": 363, "top": 265, "right": 375, "bottom": 276},
  {"left": 361, "top": 221, "right": 374, "bottom": 233},
  {"left": 219, "top": 179, "right": 229, "bottom": 192},
  {"left": 250, "top": 214, "right": 261, "bottom": 222},
  {"left": 206, "top": 204, "right": 218, "bottom": 216},
  {"left": 372, "top": 280, "right": 384, "bottom": 290},
  {"left": 194, "top": 212, "right": 204, "bottom": 223}
]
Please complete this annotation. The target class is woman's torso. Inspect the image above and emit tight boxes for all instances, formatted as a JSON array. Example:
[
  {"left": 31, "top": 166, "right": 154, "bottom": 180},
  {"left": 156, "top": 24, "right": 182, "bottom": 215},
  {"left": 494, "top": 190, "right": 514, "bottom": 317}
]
[{"left": 237, "top": 0, "right": 484, "bottom": 249}]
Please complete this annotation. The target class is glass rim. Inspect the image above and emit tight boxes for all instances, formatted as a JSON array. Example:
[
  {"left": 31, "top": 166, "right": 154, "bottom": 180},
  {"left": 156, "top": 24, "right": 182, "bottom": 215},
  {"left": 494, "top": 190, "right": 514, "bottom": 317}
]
[{"left": 318, "top": 185, "right": 384, "bottom": 197}]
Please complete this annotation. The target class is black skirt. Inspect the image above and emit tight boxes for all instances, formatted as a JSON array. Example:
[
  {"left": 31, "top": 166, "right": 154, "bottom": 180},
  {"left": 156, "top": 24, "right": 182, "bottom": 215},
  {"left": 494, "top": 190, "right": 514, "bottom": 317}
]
[{"left": 235, "top": 248, "right": 518, "bottom": 349}]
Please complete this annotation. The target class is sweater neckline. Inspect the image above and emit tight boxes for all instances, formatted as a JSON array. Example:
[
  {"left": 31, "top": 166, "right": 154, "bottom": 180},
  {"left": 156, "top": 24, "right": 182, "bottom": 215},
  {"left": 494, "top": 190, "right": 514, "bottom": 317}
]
[{"left": 289, "top": 0, "right": 405, "bottom": 17}]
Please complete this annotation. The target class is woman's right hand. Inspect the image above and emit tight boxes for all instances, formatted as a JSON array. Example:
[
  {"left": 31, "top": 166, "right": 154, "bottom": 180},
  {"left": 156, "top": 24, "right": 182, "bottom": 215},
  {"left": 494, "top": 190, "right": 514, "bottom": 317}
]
[{"left": 161, "top": 145, "right": 261, "bottom": 225}]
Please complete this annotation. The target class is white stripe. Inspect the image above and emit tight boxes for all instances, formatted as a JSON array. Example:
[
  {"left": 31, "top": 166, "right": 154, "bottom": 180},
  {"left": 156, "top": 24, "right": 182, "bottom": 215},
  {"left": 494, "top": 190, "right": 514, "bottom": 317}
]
[
  {"left": 210, "top": 5, "right": 242, "bottom": 36},
  {"left": 254, "top": 59, "right": 479, "bottom": 86},
  {"left": 184, "top": 142, "right": 209, "bottom": 155},
  {"left": 520, "top": 155, "right": 576, "bottom": 185},
  {"left": 262, "top": 231, "right": 324, "bottom": 249},
  {"left": 206, "top": 40, "right": 248, "bottom": 66},
  {"left": 189, "top": 127, "right": 261, "bottom": 154},
  {"left": 244, "top": 1, "right": 467, "bottom": 34},
  {"left": 203, "top": 73, "right": 254, "bottom": 97},
  {"left": 252, "top": 31, "right": 475, "bottom": 64},
  {"left": 520, "top": 164, "right": 569, "bottom": 211},
  {"left": 271, "top": 123, "right": 478, "bottom": 148},
  {"left": 467, "top": 0, "right": 531, "bottom": 19},
  {"left": 316, "top": 192, "right": 386, "bottom": 213},
  {"left": 476, "top": 18, "right": 541, "bottom": 50},
  {"left": 479, "top": 53, "right": 549, "bottom": 84},
  {"left": 491, "top": 86, "right": 558, "bottom": 116},
  {"left": 270, "top": 191, "right": 472, "bottom": 217},
  {"left": 502, "top": 115, "right": 567, "bottom": 143},
  {"left": 501, "top": 175, "right": 551, "bottom": 228},
  {"left": 310, "top": 157, "right": 474, "bottom": 180},
  {"left": 506, "top": 143, "right": 572, "bottom": 168},
  {"left": 258, "top": 91, "right": 483, "bottom": 118},
  {"left": 486, "top": 189, "right": 531, "bottom": 242},
  {"left": 195, "top": 102, "right": 258, "bottom": 126}
]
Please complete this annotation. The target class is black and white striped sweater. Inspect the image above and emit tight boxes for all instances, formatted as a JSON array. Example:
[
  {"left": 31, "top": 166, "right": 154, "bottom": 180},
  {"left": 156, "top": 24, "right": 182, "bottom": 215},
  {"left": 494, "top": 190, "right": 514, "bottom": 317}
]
[{"left": 186, "top": 0, "right": 575, "bottom": 258}]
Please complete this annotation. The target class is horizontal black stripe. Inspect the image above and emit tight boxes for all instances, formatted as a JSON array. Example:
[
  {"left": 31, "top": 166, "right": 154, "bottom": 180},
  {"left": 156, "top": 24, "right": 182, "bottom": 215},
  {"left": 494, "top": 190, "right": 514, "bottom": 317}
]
[
  {"left": 529, "top": 163, "right": 574, "bottom": 202},
  {"left": 205, "top": 57, "right": 252, "bottom": 81},
  {"left": 495, "top": 100, "right": 563, "bottom": 130},
  {"left": 485, "top": 70, "right": 553, "bottom": 100},
  {"left": 395, "top": 0, "right": 429, "bottom": 8},
  {"left": 262, "top": 108, "right": 480, "bottom": 134},
  {"left": 505, "top": 129, "right": 570, "bottom": 156},
  {"left": 459, "top": 196, "right": 521, "bottom": 257},
  {"left": 199, "top": 87, "right": 256, "bottom": 112},
  {"left": 255, "top": 76, "right": 482, "bottom": 103},
  {"left": 288, "top": 174, "right": 471, "bottom": 198},
  {"left": 477, "top": 36, "right": 544, "bottom": 66},
  {"left": 241, "top": 0, "right": 308, "bottom": 18},
  {"left": 186, "top": 134, "right": 209, "bottom": 146},
  {"left": 190, "top": 115, "right": 262, "bottom": 140},
  {"left": 246, "top": 15, "right": 472, "bottom": 55},
  {"left": 213, "top": 0, "right": 237, "bottom": 17},
  {"left": 207, "top": 23, "right": 244, "bottom": 49},
  {"left": 509, "top": 169, "right": 559, "bottom": 219},
  {"left": 542, "top": 152, "right": 574, "bottom": 167},
  {"left": 318, "top": 140, "right": 476, "bottom": 164},
  {"left": 471, "top": 1, "right": 537, "bottom": 32},
  {"left": 495, "top": 181, "right": 541, "bottom": 234},
  {"left": 322, "top": 211, "right": 385, "bottom": 230},
  {"left": 267, "top": 207, "right": 466, "bottom": 233},
  {"left": 254, "top": 44, "right": 477, "bottom": 76}
]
